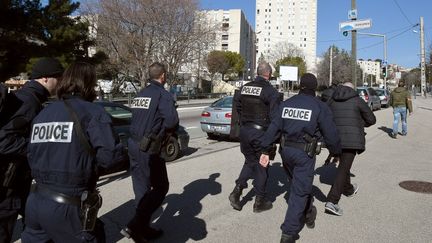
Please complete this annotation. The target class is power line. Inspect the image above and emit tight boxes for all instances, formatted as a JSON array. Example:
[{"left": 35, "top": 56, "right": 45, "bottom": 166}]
[
  {"left": 392, "top": 0, "right": 414, "bottom": 25},
  {"left": 358, "top": 26, "right": 414, "bottom": 52}
]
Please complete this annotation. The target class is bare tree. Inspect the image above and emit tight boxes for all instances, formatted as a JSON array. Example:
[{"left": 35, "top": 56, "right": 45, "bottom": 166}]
[
  {"left": 317, "top": 46, "right": 362, "bottom": 87},
  {"left": 83, "top": 0, "right": 216, "bottom": 89},
  {"left": 267, "top": 41, "right": 305, "bottom": 65}
]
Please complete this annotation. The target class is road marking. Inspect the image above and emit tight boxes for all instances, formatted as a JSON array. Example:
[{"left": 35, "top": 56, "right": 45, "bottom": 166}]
[{"left": 178, "top": 106, "right": 207, "bottom": 111}]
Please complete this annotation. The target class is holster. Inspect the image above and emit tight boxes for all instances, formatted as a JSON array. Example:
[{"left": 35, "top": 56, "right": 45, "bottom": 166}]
[
  {"left": 139, "top": 134, "right": 162, "bottom": 154},
  {"left": 80, "top": 191, "right": 103, "bottom": 232}
]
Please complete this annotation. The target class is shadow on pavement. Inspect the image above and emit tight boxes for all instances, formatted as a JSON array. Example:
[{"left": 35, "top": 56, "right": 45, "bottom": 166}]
[
  {"left": 378, "top": 126, "right": 393, "bottom": 137},
  {"left": 97, "top": 170, "right": 130, "bottom": 188},
  {"left": 99, "top": 199, "right": 135, "bottom": 242},
  {"left": 153, "top": 173, "right": 222, "bottom": 243},
  {"left": 267, "top": 162, "right": 291, "bottom": 202},
  {"left": 180, "top": 147, "right": 198, "bottom": 157}
]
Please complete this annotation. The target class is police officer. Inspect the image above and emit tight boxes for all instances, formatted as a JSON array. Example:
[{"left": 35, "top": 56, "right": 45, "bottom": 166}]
[
  {"left": 228, "top": 62, "right": 281, "bottom": 213},
  {"left": 21, "top": 62, "right": 128, "bottom": 242},
  {"left": 0, "top": 57, "right": 63, "bottom": 242},
  {"left": 121, "top": 62, "right": 179, "bottom": 242},
  {"left": 259, "top": 73, "right": 342, "bottom": 243}
]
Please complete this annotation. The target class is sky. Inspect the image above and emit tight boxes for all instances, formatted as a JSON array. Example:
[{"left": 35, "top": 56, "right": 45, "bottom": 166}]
[{"left": 200, "top": 0, "right": 432, "bottom": 69}]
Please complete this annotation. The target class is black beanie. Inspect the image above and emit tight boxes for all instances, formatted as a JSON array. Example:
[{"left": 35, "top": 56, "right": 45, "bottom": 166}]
[
  {"left": 30, "top": 57, "right": 64, "bottom": 79},
  {"left": 300, "top": 73, "right": 318, "bottom": 90}
]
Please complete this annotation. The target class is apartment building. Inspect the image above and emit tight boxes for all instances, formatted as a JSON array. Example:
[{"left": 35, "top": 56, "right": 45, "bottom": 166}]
[{"left": 256, "top": 0, "right": 317, "bottom": 71}]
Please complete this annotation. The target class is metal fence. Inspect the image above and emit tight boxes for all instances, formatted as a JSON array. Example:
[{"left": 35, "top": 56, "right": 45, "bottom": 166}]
[{"left": 105, "top": 92, "right": 230, "bottom": 106}]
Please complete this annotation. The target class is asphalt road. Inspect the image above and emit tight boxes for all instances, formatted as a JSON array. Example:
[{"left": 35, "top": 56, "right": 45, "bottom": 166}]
[{"left": 12, "top": 97, "right": 432, "bottom": 243}]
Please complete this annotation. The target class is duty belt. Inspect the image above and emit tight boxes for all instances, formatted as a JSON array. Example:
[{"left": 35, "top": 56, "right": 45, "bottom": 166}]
[
  {"left": 282, "top": 141, "right": 307, "bottom": 151},
  {"left": 31, "top": 183, "right": 81, "bottom": 206}
]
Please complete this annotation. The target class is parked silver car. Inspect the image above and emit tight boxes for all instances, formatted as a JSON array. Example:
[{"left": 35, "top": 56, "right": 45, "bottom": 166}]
[
  {"left": 200, "top": 96, "right": 233, "bottom": 139},
  {"left": 356, "top": 87, "right": 381, "bottom": 111},
  {"left": 374, "top": 88, "right": 390, "bottom": 108}
]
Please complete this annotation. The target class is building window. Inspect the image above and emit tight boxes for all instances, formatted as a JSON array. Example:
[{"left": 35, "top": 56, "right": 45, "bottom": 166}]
[
  {"left": 257, "top": 9, "right": 260, "bottom": 14},
  {"left": 222, "top": 23, "right": 229, "bottom": 30},
  {"left": 222, "top": 43, "right": 228, "bottom": 50},
  {"left": 222, "top": 35, "right": 228, "bottom": 40},
  {"left": 304, "top": 38, "right": 307, "bottom": 41}
]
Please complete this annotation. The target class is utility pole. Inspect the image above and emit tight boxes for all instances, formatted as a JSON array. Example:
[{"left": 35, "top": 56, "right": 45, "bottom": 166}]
[
  {"left": 384, "top": 35, "right": 387, "bottom": 90},
  {"left": 351, "top": 0, "right": 357, "bottom": 88},
  {"left": 420, "top": 16, "right": 426, "bottom": 98},
  {"left": 329, "top": 46, "right": 333, "bottom": 86}
]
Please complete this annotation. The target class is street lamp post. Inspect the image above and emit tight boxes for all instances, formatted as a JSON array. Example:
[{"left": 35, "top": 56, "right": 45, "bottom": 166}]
[{"left": 357, "top": 32, "right": 387, "bottom": 90}]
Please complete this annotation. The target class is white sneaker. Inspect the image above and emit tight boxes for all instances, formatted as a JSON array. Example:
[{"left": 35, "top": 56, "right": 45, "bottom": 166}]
[{"left": 325, "top": 202, "right": 343, "bottom": 216}]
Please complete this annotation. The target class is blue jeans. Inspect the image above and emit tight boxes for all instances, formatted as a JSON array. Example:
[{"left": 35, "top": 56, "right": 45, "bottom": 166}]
[{"left": 393, "top": 106, "right": 407, "bottom": 135}]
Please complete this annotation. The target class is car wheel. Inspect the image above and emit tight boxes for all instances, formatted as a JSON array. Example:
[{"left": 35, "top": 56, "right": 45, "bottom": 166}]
[
  {"left": 370, "top": 104, "right": 374, "bottom": 111},
  {"left": 207, "top": 133, "right": 218, "bottom": 140},
  {"left": 161, "top": 136, "right": 180, "bottom": 162}
]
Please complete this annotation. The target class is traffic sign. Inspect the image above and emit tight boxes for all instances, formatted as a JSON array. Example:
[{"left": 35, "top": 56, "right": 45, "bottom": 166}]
[
  {"left": 348, "top": 9, "right": 357, "bottom": 20},
  {"left": 339, "top": 19, "right": 372, "bottom": 32}
]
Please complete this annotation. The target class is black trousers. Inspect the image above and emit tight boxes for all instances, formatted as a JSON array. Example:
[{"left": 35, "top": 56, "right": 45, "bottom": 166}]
[
  {"left": 236, "top": 127, "right": 268, "bottom": 197},
  {"left": 0, "top": 207, "right": 18, "bottom": 243},
  {"left": 128, "top": 145, "right": 169, "bottom": 231},
  {"left": 327, "top": 149, "right": 357, "bottom": 204}
]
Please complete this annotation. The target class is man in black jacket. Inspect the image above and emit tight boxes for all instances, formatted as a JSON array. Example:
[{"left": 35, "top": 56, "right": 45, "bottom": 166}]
[
  {"left": 324, "top": 82, "right": 376, "bottom": 216},
  {"left": 0, "top": 57, "right": 63, "bottom": 242}
]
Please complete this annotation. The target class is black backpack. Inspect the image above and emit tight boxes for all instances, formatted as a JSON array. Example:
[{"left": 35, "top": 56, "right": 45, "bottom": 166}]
[{"left": 0, "top": 82, "right": 23, "bottom": 128}]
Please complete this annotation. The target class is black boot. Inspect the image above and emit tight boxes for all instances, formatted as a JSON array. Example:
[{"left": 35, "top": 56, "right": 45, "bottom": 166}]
[
  {"left": 253, "top": 196, "right": 273, "bottom": 213},
  {"left": 305, "top": 205, "right": 317, "bottom": 229},
  {"left": 280, "top": 234, "right": 297, "bottom": 243},
  {"left": 229, "top": 185, "right": 243, "bottom": 211}
]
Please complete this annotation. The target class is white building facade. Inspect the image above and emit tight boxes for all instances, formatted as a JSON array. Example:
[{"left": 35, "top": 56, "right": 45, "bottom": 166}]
[
  {"left": 357, "top": 59, "right": 382, "bottom": 84},
  {"left": 204, "top": 9, "right": 256, "bottom": 78},
  {"left": 255, "top": 0, "right": 317, "bottom": 72}
]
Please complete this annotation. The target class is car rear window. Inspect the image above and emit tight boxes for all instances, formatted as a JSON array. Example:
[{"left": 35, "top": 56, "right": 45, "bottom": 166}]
[
  {"left": 357, "top": 89, "right": 366, "bottom": 96},
  {"left": 211, "top": 97, "right": 233, "bottom": 108},
  {"left": 103, "top": 106, "right": 132, "bottom": 119},
  {"left": 375, "top": 89, "right": 385, "bottom": 95}
]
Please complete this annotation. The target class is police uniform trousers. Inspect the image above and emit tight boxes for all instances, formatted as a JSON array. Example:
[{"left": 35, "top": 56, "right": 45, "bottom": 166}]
[
  {"left": 21, "top": 191, "right": 104, "bottom": 243},
  {"left": 235, "top": 126, "right": 268, "bottom": 197},
  {"left": 280, "top": 147, "right": 315, "bottom": 238},
  {"left": 327, "top": 149, "right": 356, "bottom": 204},
  {"left": 127, "top": 139, "right": 169, "bottom": 231}
]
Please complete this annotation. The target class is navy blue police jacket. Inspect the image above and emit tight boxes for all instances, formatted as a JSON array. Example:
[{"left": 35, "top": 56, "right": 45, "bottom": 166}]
[
  {"left": 235, "top": 76, "right": 281, "bottom": 128},
  {"left": 260, "top": 92, "right": 342, "bottom": 155},
  {"left": 129, "top": 80, "right": 179, "bottom": 146},
  {"left": 0, "top": 80, "right": 48, "bottom": 159},
  {"left": 28, "top": 96, "right": 127, "bottom": 197}
]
